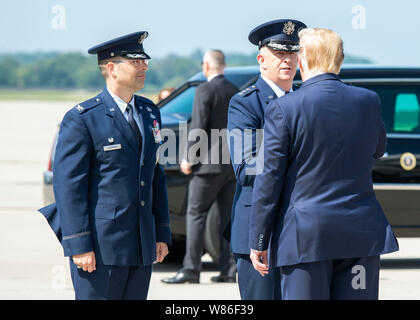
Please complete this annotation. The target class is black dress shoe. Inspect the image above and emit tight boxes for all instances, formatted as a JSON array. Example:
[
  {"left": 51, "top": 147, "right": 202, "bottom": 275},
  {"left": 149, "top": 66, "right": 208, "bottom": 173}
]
[
  {"left": 210, "top": 274, "right": 236, "bottom": 283},
  {"left": 161, "top": 269, "right": 200, "bottom": 284}
]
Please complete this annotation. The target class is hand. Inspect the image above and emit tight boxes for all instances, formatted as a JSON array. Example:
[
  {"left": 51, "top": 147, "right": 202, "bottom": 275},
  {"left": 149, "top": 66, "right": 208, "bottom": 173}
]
[
  {"left": 73, "top": 251, "right": 96, "bottom": 273},
  {"left": 250, "top": 249, "right": 269, "bottom": 277},
  {"left": 180, "top": 160, "right": 192, "bottom": 175},
  {"left": 155, "top": 242, "right": 169, "bottom": 263}
]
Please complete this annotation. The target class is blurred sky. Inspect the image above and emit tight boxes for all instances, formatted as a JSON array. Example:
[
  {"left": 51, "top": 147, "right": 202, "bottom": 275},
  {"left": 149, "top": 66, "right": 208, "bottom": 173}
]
[{"left": 1, "top": 0, "right": 419, "bottom": 65}]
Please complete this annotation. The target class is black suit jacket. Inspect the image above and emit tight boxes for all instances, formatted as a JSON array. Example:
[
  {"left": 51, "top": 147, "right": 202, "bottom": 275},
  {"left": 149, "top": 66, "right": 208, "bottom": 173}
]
[{"left": 186, "top": 74, "right": 238, "bottom": 175}]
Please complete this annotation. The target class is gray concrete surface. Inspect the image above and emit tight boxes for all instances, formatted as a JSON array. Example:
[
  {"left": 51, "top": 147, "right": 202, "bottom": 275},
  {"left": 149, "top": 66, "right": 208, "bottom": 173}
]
[{"left": 0, "top": 100, "right": 419, "bottom": 300}]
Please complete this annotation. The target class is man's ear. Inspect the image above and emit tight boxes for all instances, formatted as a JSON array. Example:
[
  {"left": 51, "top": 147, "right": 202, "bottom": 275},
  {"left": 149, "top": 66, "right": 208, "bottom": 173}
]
[
  {"left": 107, "top": 61, "right": 116, "bottom": 78},
  {"left": 257, "top": 52, "right": 266, "bottom": 70},
  {"left": 298, "top": 54, "right": 304, "bottom": 73},
  {"left": 201, "top": 60, "right": 209, "bottom": 76}
]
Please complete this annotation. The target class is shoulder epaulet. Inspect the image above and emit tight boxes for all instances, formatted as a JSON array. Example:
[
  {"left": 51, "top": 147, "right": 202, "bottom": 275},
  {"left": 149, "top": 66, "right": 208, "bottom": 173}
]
[
  {"left": 238, "top": 85, "right": 258, "bottom": 97},
  {"left": 74, "top": 96, "right": 102, "bottom": 113}
]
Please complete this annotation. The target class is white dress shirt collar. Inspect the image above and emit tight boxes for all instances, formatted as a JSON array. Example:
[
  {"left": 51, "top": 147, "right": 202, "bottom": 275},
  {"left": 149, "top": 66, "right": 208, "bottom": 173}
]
[
  {"left": 207, "top": 73, "right": 222, "bottom": 82},
  {"left": 107, "top": 86, "right": 136, "bottom": 115},
  {"left": 261, "top": 74, "right": 293, "bottom": 98}
]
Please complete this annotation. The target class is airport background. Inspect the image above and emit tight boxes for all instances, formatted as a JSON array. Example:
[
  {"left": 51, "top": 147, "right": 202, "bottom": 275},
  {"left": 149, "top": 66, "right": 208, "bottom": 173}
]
[
  {"left": 1, "top": 0, "right": 420, "bottom": 299},
  {"left": 1, "top": 0, "right": 419, "bottom": 100}
]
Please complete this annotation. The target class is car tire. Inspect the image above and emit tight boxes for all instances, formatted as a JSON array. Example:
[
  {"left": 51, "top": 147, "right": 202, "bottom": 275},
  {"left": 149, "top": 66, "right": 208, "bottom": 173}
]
[{"left": 204, "top": 203, "right": 220, "bottom": 264}]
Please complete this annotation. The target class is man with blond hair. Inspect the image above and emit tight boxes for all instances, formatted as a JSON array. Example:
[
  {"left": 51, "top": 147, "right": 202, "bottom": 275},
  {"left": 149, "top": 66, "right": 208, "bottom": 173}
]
[{"left": 249, "top": 28, "right": 399, "bottom": 299}]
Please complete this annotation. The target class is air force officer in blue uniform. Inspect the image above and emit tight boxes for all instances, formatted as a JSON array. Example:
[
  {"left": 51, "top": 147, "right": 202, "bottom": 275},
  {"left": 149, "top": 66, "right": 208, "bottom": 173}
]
[
  {"left": 249, "top": 28, "right": 399, "bottom": 300},
  {"left": 227, "top": 19, "right": 306, "bottom": 300},
  {"left": 39, "top": 31, "right": 171, "bottom": 299}
]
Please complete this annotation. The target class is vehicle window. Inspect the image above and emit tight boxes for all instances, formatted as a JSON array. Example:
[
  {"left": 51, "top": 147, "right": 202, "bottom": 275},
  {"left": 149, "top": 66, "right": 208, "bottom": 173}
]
[
  {"left": 355, "top": 84, "right": 420, "bottom": 134},
  {"left": 189, "top": 72, "right": 258, "bottom": 89},
  {"left": 160, "top": 86, "right": 197, "bottom": 115},
  {"left": 394, "top": 93, "right": 419, "bottom": 132},
  {"left": 224, "top": 73, "right": 258, "bottom": 89}
]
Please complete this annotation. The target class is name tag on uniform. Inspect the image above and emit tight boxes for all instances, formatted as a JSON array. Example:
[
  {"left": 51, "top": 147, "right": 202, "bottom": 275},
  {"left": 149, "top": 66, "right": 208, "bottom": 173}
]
[{"left": 103, "top": 144, "right": 122, "bottom": 152}]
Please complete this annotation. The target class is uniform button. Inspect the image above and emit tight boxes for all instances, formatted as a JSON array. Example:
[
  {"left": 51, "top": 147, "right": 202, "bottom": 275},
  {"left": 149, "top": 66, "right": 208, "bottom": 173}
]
[
  {"left": 141, "top": 162, "right": 144, "bottom": 166},
  {"left": 140, "top": 181, "right": 145, "bottom": 187},
  {"left": 140, "top": 201, "right": 145, "bottom": 206}
]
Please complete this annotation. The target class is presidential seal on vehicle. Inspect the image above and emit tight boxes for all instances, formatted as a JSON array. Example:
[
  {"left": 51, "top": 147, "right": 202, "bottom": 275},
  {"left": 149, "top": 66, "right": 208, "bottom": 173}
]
[{"left": 400, "top": 152, "right": 416, "bottom": 171}]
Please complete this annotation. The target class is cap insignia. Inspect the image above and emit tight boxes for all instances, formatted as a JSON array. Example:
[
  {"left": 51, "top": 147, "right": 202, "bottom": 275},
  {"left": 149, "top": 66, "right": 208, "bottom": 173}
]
[{"left": 283, "top": 21, "right": 295, "bottom": 35}]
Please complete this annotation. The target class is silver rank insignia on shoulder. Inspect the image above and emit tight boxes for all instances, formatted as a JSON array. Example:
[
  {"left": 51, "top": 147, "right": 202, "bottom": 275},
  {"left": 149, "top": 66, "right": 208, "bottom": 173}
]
[
  {"left": 150, "top": 114, "right": 156, "bottom": 119},
  {"left": 76, "top": 105, "right": 84, "bottom": 111},
  {"left": 108, "top": 137, "right": 114, "bottom": 143},
  {"left": 146, "top": 107, "right": 152, "bottom": 112}
]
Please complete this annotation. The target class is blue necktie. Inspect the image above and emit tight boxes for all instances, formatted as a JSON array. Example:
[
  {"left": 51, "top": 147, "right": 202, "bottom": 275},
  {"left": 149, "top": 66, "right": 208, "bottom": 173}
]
[{"left": 126, "top": 103, "right": 142, "bottom": 152}]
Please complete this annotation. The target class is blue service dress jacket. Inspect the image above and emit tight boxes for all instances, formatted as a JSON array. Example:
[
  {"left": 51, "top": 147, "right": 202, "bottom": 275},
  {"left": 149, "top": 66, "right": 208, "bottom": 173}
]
[
  {"left": 227, "top": 76, "right": 280, "bottom": 254},
  {"left": 249, "top": 73, "right": 399, "bottom": 267},
  {"left": 39, "top": 88, "right": 171, "bottom": 266}
]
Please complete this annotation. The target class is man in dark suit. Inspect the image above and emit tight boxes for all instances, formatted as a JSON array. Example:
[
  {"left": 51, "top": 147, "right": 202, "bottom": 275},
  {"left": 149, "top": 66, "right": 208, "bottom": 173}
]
[
  {"left": 249, "top": 28, "right": 399, "bottom": 300},
  {"left": 39, "top": 31, "right": 171, "bottom": 299},
  {"left": 162, "top": 50, "right": 238, "bottom": 284},
  {"left": 227, "top": 19, "right": 306, "bottom": 300}
]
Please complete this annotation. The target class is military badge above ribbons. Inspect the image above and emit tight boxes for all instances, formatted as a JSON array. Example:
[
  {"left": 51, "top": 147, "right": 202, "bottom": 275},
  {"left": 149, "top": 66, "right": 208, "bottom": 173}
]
[{"left": 152, "top": 120, "right": 162, "bottom": 143}]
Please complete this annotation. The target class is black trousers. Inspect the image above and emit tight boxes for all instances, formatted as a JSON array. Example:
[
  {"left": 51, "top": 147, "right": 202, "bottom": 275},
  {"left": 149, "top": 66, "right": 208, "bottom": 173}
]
[{"left": 183, "top": 173, "right": 236, "bottom": 275}]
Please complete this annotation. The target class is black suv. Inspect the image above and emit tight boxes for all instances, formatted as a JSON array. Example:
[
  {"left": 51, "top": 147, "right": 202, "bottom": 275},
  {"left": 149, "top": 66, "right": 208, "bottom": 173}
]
[{"left": 43, "top": 65, "right": 420, "bottom": 262}]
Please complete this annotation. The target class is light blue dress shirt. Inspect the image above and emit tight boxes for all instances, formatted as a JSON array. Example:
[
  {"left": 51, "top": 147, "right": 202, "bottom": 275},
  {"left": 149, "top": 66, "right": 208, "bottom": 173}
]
[{"left": 107, "top": 86, "right": 142, "bottom": 130}]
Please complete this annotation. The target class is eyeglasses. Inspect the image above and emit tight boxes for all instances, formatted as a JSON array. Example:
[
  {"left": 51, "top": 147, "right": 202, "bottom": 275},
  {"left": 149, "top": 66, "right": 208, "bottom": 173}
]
[{"left": 113, "top": 59, "right": 149, "bottom": 67}]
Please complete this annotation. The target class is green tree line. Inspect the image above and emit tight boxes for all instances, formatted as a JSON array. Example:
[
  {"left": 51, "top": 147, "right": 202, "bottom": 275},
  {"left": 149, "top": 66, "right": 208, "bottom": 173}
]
[{"left": 0, "top": 50, "right": 372, "bottom": 93}]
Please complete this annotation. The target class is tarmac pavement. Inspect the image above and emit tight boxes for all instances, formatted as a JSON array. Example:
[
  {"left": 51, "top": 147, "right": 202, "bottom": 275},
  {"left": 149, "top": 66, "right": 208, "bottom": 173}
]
[{"left": 1, "top": 100, "right": 419, "bottom": 300}]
